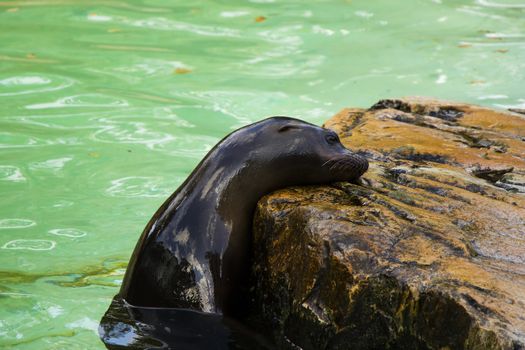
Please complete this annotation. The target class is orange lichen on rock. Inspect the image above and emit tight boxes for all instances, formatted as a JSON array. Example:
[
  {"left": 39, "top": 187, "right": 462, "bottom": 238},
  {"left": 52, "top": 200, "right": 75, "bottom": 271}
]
[{"left": 251, "top": 98, "right": 525, "bottom": 349}]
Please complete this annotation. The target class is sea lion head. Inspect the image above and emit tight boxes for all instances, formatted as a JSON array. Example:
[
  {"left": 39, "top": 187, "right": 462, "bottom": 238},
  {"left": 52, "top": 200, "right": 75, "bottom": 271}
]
[{"left": 231, "top": 116, "right": 368, "bottom": 186}]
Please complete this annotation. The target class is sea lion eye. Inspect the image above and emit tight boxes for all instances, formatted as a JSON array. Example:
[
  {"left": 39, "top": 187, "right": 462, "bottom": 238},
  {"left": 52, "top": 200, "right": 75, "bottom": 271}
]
[{"left": 325, "top": 133, "right": 339, "bottom": 145}]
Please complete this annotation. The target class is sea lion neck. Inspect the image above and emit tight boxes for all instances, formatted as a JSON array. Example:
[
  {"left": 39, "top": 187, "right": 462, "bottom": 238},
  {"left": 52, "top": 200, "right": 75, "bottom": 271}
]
[
  {"left": 183, "top": 145, "right": 273, "bottom": 236},
  {"left": 135, "top": 142, "right": 271, "bottom": 314}
]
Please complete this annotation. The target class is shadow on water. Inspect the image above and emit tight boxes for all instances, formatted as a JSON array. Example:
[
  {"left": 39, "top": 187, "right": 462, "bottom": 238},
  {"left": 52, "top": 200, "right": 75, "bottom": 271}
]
[{"left": 99, "top": 297, "right": 273, "bottom": 350}]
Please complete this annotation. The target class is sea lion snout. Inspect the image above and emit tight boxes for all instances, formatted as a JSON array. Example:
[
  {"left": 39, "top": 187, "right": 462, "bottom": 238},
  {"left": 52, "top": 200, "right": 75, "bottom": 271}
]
[
  {"left": 313, "top": 126, "right": 368, "bottom": 182},
  {"left": 321, "top": 149, "right": 369, "bottom": 182}
]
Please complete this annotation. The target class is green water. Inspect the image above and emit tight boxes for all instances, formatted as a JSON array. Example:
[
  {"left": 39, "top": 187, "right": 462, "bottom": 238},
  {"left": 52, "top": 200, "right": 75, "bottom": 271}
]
[{"left": 1, "top": 0, "right": 524, "bottom": 348}]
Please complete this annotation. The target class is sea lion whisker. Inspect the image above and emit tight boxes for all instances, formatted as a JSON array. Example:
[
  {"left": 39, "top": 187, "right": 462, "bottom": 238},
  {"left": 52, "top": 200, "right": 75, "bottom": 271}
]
[
  {"left": 336, "top": 159, "right": 350, "bottom": 171},
  {"left": 328, "top": 160, "right": 338, "bottom": 171},
  {"left": 322, "top": 159, "right": 333, "bottom": 167},
  {"left": 330, "top": 158, "right": 347, "bottom": 171},
  {"left": 322, "top": 158, "right": 338, "bottom": 168},
  {"left": 327, "top": 159, "right": 344, "bottom": 171},
  {"left": 329, "top": 159, "right": 342, "bottom": 171}
]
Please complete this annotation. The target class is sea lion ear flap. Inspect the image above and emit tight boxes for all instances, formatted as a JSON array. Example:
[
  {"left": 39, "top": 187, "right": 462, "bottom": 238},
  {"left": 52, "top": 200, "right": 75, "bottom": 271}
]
[{"left": 278, "top": 124, "right": 299, "bottom": 133}]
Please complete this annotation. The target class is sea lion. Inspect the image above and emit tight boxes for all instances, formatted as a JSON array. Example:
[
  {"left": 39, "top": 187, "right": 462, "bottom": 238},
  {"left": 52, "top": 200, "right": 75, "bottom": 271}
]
[{"left": 118, "top": 116, "right": 368, "bottom": 316}]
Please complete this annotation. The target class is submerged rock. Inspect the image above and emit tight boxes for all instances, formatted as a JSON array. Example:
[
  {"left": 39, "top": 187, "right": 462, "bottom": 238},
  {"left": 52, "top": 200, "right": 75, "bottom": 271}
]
[{"left": 250, "top": 98, "right": 525, "bottom": 349}]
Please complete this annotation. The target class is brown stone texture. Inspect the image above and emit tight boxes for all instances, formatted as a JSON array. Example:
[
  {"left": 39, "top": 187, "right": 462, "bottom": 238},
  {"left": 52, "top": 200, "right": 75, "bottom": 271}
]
[{"left": 251, "top": 98, "right": 525, "bottom": 349}]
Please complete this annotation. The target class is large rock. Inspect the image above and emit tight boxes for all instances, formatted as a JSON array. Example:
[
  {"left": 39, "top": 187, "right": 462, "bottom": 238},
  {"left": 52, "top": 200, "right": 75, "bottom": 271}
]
[{"left": 250, "top": 98, "right": 525, "bottom": 349}]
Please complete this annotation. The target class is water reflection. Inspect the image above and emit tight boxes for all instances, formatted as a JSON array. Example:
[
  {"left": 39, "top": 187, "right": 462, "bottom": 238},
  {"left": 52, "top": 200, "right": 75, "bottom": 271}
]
[
  {"left": 0, "top": 75, "right": 74, "bottom": 97},
  {"left": 476, "top": 0, "right": 525, "bottom": 8},
  {"left": 26, "top": 94, "right": 129, "bottom": 110},
  {"left": 106, "top": 176, "right": 171, "bottom": 198},
  {"left": 99, "top": 297, "right": 272, "bottom": 350},
  {"left": 0, "top": 166, "right": 26, "bottom": 182},
  {"left": 0, "top": 219, "right": 36, "bottom": 229},
  {"left": 87, "top": 13, "right": 242, "bottom": 38},
  {"left": 2, "top": 239, "right": 56, "bottom": 251},
  {"left": 457, "top": 6, "right": 506, "bottom": 20},
  {"left": 112, "top": 59, "right": 192, "bottom": 77},
  {"left": 91, "top": 121, "right": 176, "bottom": 149},
  {"left": 29, "top": 157, "right": 73, "bottom": 172},
  {"left": 49, "top": 228, "right": 87, "bottom": 238}
]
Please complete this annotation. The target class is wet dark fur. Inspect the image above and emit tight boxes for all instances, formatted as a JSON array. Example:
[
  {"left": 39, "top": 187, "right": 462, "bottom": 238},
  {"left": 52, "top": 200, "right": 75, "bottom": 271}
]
[{"left": 118, "top": 117, "right": 368, "bottom": 316}]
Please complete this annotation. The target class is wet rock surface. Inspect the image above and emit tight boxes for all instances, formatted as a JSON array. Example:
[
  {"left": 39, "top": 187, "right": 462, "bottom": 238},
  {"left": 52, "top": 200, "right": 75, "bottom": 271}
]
[{"left": 250, "top": 98, "right": 525, "bottom": 349}]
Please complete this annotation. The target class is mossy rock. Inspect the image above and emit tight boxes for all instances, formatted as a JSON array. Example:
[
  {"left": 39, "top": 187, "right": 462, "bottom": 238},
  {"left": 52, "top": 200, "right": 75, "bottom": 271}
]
[{"left": 250, "top": 98, "right": 525, "bottom": 350}]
